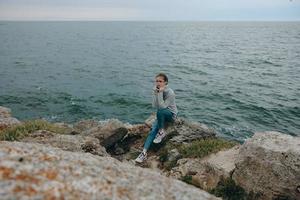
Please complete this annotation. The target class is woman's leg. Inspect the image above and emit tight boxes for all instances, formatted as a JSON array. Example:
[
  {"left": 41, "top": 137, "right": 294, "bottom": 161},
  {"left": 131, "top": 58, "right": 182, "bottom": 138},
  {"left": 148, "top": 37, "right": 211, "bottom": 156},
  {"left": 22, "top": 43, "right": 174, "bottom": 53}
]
[
  {"left": 143, "top": 108, "right": 174, "bottom": 151},
  {"left": 143, "top": 119, "right": 159, "bottom": 151},
  {"left": 156, "top": 108, "right": 174, "bottom": 130}
]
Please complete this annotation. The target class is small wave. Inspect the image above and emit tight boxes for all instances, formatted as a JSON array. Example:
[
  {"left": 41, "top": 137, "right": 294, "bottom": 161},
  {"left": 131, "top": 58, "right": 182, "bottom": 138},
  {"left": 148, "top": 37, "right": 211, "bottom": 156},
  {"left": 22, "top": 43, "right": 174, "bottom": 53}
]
[
  {"left": 261, "top": 59, "right": 282, "bottom": 67},
  {"left": 261, "top": 72, "right": 278, "bottom": 77},
  {"left": 14, "top": 61, "right": 27, "bottom": 67},
  {"left": 67, "top": 104, "right": 89, "bottom": 115},
  {"left": 73, "top": 67, "right": 91, "bottom": 73},
  {"left": 212, "top": 125, "right": 254, "bottom": 143},
  {"left": 0, "top": 95, "right": 23, "bottom": 104},
  {"left": 247, "top": 81, "right": 272, "bottom": 88}
]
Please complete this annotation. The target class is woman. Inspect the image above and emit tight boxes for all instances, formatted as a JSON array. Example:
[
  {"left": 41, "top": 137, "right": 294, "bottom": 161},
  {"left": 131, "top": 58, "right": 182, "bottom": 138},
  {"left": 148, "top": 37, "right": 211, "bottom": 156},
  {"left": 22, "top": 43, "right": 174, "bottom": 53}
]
[{"left": 135, "top": 73, "right": 178, "bottom": 163}]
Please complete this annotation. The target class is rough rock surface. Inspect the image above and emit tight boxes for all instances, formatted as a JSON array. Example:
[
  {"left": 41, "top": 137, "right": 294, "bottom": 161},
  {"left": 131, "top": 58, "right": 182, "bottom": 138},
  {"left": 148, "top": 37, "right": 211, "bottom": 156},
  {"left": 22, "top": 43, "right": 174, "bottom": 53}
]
[
  {"left": 169, "top": 145, "right": 240, "bottom": 190},
  {"left": 21, "top": 130, "right": 109, "bottom": 157},
  {"left": 0, "top": 141, "right": 221, "bottom": 200},
  {"left": 80, "top": 118, "right": 128, "bottom": 141},
  {"left": 73, "top": 119, "right": 102, "bottom": 132},
  {"left": 100, "top": 127, "right": 128, "bottom": 149},
  {"left": 0, "top": 106, "right": 21, "bottom": 130},
  {"left": 80, "top": 118, "right": 125, "bottom": 135},
  {"left": 232, "top": 131, "right": 300, "bottom": 200},
  {"left": 144, "top": 113, "right": 216, "bottom": 144}
]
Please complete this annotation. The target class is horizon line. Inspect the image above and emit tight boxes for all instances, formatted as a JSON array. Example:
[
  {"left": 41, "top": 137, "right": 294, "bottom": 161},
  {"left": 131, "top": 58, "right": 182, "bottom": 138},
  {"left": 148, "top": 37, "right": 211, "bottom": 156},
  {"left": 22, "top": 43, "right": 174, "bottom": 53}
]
[{"left": 1, "top": 19, "right": 300, "bottom": 22}]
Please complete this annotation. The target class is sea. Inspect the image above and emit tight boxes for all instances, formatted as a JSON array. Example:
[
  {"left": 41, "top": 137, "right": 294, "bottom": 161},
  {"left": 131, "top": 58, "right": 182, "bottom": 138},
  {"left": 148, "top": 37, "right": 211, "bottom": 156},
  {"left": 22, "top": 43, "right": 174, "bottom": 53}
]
[{"left": 0, "top": 21, "right": 299, "bottom": 142}]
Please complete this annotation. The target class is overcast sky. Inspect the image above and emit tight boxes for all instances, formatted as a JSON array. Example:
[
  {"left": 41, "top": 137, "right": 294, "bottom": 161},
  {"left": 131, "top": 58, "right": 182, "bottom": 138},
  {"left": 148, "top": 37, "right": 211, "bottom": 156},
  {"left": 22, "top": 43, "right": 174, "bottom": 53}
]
[{"left": 0, "top": 0, "right": 299, "bottom": 21}]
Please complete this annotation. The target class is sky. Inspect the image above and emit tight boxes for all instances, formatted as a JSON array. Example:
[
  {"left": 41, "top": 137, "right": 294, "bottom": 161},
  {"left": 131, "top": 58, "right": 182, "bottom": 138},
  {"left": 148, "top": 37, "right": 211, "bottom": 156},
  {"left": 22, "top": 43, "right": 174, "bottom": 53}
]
[{"left": 0, "top": 0, "right": 299, "bottom": 21}]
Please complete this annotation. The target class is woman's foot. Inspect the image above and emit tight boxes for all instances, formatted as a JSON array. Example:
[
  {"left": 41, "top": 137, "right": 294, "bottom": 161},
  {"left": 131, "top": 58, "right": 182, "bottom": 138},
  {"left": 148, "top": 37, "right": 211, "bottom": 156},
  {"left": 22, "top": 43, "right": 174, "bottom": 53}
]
[
  {"left": 153, "top": 129, "right": 167, "bottom": 143},
  {"left": 135, "top": 151, "right": 147, "bottom": 163}
]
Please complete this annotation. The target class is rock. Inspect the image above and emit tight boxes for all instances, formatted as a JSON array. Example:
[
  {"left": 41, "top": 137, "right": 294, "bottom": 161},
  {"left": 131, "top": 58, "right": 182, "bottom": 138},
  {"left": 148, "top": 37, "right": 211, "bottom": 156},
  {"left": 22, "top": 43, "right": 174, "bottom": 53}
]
[
  {"left": 68, "top": 130, "right": 81, "bottom": 135},
  {"left": 124, "top": 123, "right": 150, "bottom": 136},
  {"left": 0, "top": 106, "right": 13, "bottom": 118},
  {"left": 135, "top": 155, "right": 163, "bottom": 173},
  {"left": 21, "top": 130, "right": 109, "bottom": 157},
  {"left": 53, "top": 122, "right": 77, "bottom": 134},
  {"left": 168, "top": 148, "right": 181, "bottom": 163},
  {"left": 53, "top": 122, "right": 73, "bottom": 129},
  {"left": 75, "top": 119, "right": 134, "bottom": 155},
  {"left": 73, "top": 119, "right": 101, "bottom": 132},
  {"left": 100, "top": 127, "right": 128, "bottom": 149},
  {"left": 112, "top": 125, "right": 148, "bottom": 156},
  {"left": 0, "top": 106, "right": 21, "bottom": 130},
  {"left": 232, "top": 131, "right": 300, "bottom": 200},
  {"left": 144, "top": 114, "right": 216, "bottom": 144},
  {"left": 0, "top": 141, "right": 221, "bottom": 200},
  {"left": 81, "top": 118, "right": 126, "bottom": 140},
  {"left": 169, "top": 145, "right": 240, "bottom": 191},
  {"left": 169, "top": 118, "right": 216, "bottom": 143},
  {"left": 113, "top": 143, "right": 126, "bottom": 155},
  {"left": 146, "top": 155, "right": 163, "bottom": 173},
  {"left": 81, "top": 140, "right": 108, "bottom": 157}
]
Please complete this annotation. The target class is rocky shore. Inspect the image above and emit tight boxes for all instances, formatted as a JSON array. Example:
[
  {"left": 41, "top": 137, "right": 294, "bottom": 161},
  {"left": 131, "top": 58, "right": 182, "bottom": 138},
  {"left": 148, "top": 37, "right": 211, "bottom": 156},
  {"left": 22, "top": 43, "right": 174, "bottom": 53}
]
[{"left": 0, "top": 106, "right": 299, "bottom": 200}]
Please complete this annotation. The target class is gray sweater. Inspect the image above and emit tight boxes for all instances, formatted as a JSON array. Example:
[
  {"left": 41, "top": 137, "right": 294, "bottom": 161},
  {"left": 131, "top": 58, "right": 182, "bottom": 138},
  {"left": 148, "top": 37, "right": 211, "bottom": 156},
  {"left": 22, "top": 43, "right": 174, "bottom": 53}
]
[{"left": 152, "top": 85, "right": 178, "bottom": 120}]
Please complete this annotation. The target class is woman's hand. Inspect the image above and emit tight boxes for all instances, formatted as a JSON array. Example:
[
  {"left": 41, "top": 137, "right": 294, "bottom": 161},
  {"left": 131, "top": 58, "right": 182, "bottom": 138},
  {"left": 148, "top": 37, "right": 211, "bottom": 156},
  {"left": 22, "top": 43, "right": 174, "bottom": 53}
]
[
  {"left": 153, "top": 85, "right": 165, "bottom": 93},
  {"left": 158, "top": 85, "right": 165, "bottom": 92}
]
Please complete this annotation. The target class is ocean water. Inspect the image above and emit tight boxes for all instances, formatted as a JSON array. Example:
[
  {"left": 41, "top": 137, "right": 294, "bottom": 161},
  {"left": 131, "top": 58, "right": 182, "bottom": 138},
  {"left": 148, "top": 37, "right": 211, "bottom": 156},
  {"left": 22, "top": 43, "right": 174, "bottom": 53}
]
[{"left": 0, "top": 21, "right": 299, "bottom": 142}]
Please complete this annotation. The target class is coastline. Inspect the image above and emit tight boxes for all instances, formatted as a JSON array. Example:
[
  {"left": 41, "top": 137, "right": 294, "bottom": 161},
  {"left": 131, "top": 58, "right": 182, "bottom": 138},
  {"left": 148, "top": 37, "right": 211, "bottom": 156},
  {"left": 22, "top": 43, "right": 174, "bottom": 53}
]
[{"left": 1, "top": 105, "right": 299, "bottom": 199}]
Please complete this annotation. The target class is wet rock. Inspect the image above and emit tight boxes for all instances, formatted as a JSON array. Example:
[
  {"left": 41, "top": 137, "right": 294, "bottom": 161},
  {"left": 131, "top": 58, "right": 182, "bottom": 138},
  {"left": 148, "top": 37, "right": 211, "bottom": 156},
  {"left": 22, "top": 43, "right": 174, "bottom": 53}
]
[
  {"left": 0, "top": 141, "right": 221, "bottom": 200},
  {"left": 232, "top": 131, "right": 300, "bottom": 200}
]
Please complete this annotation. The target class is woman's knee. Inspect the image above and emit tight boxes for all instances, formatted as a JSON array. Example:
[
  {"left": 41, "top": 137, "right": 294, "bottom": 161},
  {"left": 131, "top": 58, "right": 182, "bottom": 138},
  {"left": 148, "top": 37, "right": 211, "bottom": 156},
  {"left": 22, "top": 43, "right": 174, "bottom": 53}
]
[{"left": 157, "top": 108, "right": 167, "bottom": 117}]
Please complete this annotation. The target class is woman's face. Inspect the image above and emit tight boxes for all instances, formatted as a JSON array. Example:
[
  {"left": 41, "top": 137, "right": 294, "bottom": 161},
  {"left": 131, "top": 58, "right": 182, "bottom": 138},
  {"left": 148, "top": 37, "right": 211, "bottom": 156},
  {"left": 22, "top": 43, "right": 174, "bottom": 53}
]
[{"left": 155, "top": 76, "right": 166, "bottom": 88}]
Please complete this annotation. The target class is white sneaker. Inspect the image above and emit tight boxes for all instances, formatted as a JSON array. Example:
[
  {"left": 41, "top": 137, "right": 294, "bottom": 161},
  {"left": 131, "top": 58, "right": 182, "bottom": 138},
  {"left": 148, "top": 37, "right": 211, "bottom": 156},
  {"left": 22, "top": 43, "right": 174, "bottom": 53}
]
[
  {"left": 153, "top": 129, "right": 167, "bottom": 143},
  {"left": 135, "top": 151, "right": 147, "bottom": 163}
]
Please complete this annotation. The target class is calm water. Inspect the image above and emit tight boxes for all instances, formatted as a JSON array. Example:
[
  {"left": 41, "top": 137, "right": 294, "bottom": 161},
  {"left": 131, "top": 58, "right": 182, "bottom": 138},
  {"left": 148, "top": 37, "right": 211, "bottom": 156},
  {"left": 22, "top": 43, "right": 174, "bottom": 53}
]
[{"left": 0, "top": 21, "right": 299, "bottom": 142}]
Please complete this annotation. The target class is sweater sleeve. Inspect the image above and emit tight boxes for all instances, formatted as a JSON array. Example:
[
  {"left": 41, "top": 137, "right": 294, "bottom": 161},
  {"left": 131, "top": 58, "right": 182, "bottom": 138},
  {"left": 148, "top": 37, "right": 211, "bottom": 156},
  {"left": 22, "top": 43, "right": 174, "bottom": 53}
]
[
  {"left": 152, "top": 90, "right": 158, "bottom": 108},
  {"left": 152, "top": 90, "right": 175, "bottom": 109}
]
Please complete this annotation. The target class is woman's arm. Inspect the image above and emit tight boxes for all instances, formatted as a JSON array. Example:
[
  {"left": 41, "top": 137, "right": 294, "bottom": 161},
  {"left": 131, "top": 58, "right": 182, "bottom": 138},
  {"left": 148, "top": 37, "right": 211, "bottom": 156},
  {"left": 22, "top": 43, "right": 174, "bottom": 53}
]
[
  {"left": 152, "top": 85, "right": 175, "bottom": 109},
  {"left": 156, "top": 91, "right": 175, "bottom": 109},
  {"left": 152, "top": 86, "right": 159, "bottom": 108}
]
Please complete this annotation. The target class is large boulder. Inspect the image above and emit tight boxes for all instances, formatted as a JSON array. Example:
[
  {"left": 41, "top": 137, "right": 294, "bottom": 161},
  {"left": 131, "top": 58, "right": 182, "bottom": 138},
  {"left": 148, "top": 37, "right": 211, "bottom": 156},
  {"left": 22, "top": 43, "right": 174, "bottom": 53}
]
[
  {"left": 21, "top": 130, "right": 109, "bottom": 157},
  {"left": 0, "top": 141, "right": 221, "bottom": 200},
  {"left": 232, "top": 131, "right": 300, "bottom": 200},
  {"left": 0, "top": 106, "right": 21, "bottom": 130},
  {"left": 73, "top": 119, "right": 134, "bottom": 155},
  {"left": 100, "top": 127, "right": 128, "bottom": 149},
  {"left": 169, "top": 145, "right": 240, "bottom": 191},
  {"left": 81, "top": 118, "right": 126, "bottom": 141},
  {"left": 144, "top": 113, "right": 216, "bottom": 144}
]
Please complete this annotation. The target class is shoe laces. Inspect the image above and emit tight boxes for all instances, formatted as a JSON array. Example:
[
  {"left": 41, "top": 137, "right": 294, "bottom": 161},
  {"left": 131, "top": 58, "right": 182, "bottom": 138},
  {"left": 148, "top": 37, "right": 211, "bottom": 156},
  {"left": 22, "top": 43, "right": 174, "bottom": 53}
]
[
  {"left": 158, "top": 129, "right": 165, "bottom": 135},
  {"left": 138, "top": 152, "right": 146, "bottom": 159}
]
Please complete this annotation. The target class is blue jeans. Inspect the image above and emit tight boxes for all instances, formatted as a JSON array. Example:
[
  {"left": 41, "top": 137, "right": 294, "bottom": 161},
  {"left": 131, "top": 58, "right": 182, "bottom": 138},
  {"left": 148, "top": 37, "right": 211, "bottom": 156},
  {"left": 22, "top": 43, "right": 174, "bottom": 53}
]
[{"left": 143, "top": 108, "right": 175, "bottom": 150}]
